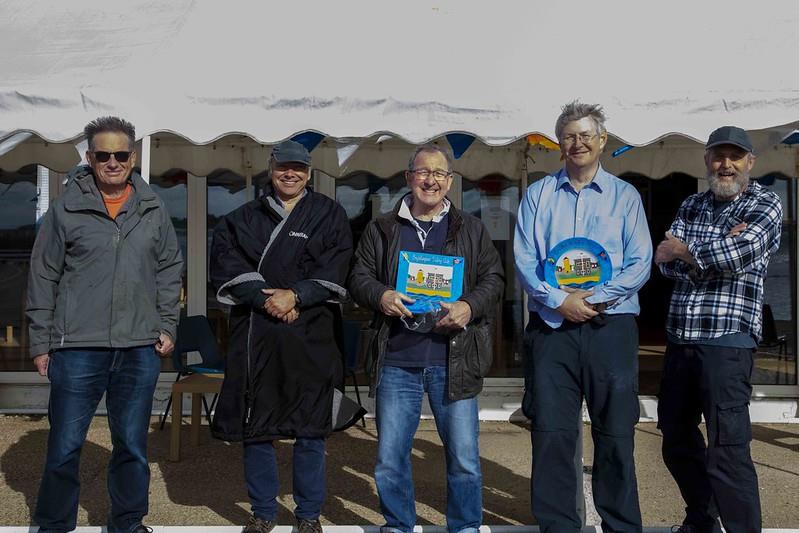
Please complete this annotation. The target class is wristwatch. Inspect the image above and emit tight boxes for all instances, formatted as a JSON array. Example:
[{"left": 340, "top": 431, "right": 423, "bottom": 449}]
[{"left": 292, "top": 289, "right": 301, "bottom": 306}]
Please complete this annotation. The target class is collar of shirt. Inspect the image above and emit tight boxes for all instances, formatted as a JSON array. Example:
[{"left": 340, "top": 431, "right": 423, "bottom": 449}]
[
  {"left": 268, "top": 189, "right": 308, "bottom": 219},
  {"left": 556, "top": 165, "right": 609, "bottom": 194},
  {"left": 398, "top": 195, "right": 450, "bottom": 246},
  {"left": 398, "top": 195, "right": 451, "bottom": 224}
]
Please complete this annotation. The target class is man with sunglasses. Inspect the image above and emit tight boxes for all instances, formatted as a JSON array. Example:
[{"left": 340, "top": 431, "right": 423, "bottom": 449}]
[
  {"left": 514, "top": 101, "right": 652, "bottom": 533},
  {"left": 655, "top": 127, "right": 782, "bottom": 533},
  {"left": 348, "top": 145, "right": 503, "bottom": 533},
  {"left": 27, "top": 116, "right": 183, "bottom": 533}
]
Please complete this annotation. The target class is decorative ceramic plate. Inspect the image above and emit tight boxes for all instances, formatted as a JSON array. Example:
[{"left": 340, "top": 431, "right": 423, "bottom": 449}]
[{"left": 544, "top": 237, "right": 612, "bottom": 289}]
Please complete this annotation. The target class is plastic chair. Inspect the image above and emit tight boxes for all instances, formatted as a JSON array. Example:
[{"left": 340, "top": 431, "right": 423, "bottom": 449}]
[
  {"left": 158, "top": 315, "right": 225, "bottom": 430},
  {"left": 341, "top": 319, "right": 366, "bottom": 427}
]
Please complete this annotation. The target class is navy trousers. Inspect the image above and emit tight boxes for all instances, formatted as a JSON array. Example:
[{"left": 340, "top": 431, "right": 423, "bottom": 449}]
[
  {"left": 523, "top": 313, "right": 642, "bottom": 533},
  {"left": 658, "top": 342, "right": 761, "bottom": 533}
]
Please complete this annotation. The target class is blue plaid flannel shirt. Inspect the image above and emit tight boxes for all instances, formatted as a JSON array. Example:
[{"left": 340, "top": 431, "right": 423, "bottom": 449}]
[{"left": 659, "top": 181, "right": 782, "bottom": 342}]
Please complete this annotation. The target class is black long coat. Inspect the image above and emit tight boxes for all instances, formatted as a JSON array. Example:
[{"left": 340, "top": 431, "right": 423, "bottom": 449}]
[{"left": 209, "top": 186, "right": 353, "bottom": 443}]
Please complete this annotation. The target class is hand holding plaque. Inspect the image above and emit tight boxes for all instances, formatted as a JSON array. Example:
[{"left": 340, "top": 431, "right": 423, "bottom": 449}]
[{"left": 395, "top": 251, "right": 465, "bottom": 332}]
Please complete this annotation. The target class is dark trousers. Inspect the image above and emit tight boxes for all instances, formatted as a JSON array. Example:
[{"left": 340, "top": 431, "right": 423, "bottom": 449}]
[
  {"left": 523, "top": 314, "right": 642, "bottom": 533},
  {"left": 658, "top": 342, "right": 761, "bottom": 533},
  {"left": 244, "top": 437, "right": 326, "bottom": 521},
  {"left": 35, "top": 346, "right": 161, "bottom": 533}
]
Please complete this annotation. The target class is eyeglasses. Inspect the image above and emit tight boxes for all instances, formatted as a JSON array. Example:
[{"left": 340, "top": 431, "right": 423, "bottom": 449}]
[
  {"left": 411, "top": 168, "right": 452, "bottom": 182},
  {"left": 560, "top": 132, "right": 599, "bottom": 146},
  {"left": 92, "top": 151, "right": 132, "bottom": 163}
]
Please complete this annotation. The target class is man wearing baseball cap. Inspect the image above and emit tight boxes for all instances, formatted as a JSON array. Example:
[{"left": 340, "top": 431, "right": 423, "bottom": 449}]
[
  {"left": 210, "top": 139, "right": 361, "bottom": 533},
  {"left": 654, "top": 126, "right": 783, "bottom": 533}
]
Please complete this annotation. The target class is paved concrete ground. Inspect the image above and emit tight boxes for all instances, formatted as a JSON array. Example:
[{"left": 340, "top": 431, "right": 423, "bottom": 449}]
[{"left": 0, "top": 415, "right": 797, "bottom": 529}]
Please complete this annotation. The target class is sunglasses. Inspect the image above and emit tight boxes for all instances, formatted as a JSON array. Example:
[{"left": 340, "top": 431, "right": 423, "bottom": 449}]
[{"left": 92, "top": 151, "right": 132, "bottom": 163}]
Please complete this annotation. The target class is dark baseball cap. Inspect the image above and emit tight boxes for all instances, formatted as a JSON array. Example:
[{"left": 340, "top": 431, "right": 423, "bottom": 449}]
[
  {"left": 706, "top": 126, "right": 754, "bottom": 153},
  {"left": 270, "top": 140, "right": 311, "bottom": 165}
]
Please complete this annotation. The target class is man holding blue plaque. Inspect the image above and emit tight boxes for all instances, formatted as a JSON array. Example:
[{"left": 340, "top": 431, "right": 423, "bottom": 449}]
[
  {"left": 514, "top": 101, "right": 652, "bottom": 533},
  {"left": 348, "top": 145, "right": 503, "bottom": 533}
]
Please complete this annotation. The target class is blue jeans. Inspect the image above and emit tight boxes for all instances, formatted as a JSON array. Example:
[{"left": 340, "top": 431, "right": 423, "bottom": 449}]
[
  {"left": 375, "top": 365, "right": 481, "bottom": 533},
  {"left": 244, "top": 437, "right": 327, "bottom": 521},
  {"left": 34, "top": 346, "right": 161, "bottom": 533}
]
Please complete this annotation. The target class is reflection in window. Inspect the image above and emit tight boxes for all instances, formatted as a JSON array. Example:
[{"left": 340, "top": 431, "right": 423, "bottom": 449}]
[
  {"left": 206, "top": 170, "right": 253, "bottom": 356},
  {"left": 337, "top": 172, "right": 409, "bottom": 247},
  {"left": 756, "top": 175, "right": 796, "bottom": 385},
  {"left": 150, "top": 170, "right": 188, "bottom": 307},
  {"left": 463, "top": 175, "right": 522, "bottom": 377},
  {"left": 0, "top": 165, "right": 37, "bottom": 370}
]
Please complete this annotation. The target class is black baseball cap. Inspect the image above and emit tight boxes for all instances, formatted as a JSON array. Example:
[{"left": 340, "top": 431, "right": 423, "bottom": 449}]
[
  {"left": 270, "top": 140, "right": 311, "bottom": 165},
  {"left": 706, "top": 126, "right": 754, "bottom": 153}
]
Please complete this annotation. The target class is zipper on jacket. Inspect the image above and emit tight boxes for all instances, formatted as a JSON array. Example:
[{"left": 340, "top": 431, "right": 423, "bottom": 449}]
[
  {"left": 108, "top": 223, "right": 122, "bottom": 347},
  {"left": 244, "top": 310, "right": 256, "bottom": 427}
]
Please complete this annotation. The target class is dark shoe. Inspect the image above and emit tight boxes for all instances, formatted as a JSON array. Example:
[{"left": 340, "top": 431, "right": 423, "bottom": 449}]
[
  {"left": 131, "top": 526, "right": 153, "bottom": 533},
  {"left": 243, "top": 515, "right": 277, "bottom": 533},
  {"left": 296, "top": 518, "right": 323, "bottom": 533},
  {"left": 671, "top": 524, "right": 721, "bottom": 533}
]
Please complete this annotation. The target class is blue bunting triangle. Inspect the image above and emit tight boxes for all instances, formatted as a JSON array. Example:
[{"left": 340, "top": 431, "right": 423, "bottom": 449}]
[
  {"left": 290, "top": 131, "right": 325, "bottom": 153},
  {"left": 445, "top": 133, "right": 475, "bottom": 160}
]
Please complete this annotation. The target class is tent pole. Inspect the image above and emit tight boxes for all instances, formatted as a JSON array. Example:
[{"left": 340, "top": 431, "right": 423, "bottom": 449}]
[{"left": 141, "top": 135, "right": 151, "bottom": 183}]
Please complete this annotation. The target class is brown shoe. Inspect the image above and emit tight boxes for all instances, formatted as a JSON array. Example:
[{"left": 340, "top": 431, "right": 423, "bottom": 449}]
[
  {"left": 243, "top": 515, "right": 277, "bottom": 533},
  {"left": 296, "top": 518, "right": 323, "bottom": 533}
]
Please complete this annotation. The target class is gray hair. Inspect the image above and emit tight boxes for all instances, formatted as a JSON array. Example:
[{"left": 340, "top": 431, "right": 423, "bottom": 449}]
[
  {"left": 554, "top": 101, "right": 607, "bottom": 141},
  {"left": 84, "top": 116, "right": 136, "bottom": 151},
  {"left": 407, "top": 144, "right": 454, "bottom": 172}
]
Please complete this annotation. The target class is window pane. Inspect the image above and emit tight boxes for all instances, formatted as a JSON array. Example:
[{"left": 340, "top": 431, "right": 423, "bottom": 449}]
[
  {"left": 206, "top": 170, "right": 253, "bottom": 356},
  {"left": 756, "top": 176, "right": 796, "bottom": 385},
  {"left": 0, "top": 165, "right": 37, "bottom": 370},
  {"left": 463, "top": 175, "right": 523, "bottom": 377}
]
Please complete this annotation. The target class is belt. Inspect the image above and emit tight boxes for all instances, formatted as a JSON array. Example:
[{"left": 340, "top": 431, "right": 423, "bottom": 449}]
[{"left": 590, "top": 299, "right": 618, "bottom": 313}]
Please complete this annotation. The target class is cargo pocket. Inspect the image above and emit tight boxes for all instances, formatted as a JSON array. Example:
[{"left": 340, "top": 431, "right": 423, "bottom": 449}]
[
  {"left": 716, "top": 400, "right": 752, "bottom": 446},
  {"left": 521, "top": 377, "right": 535, "bottom": 421}
]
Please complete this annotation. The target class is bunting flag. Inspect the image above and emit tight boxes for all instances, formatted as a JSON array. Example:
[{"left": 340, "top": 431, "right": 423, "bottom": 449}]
[
  {"left": 526, "top": 134, "right": 559, "bottom": 150},
  {"left": 0, "top": 132, "right": 32, "bottom": 157},
  {"left": 781, "top": 130, "right": 799, "bottom": 145},
  {"left": 612, "top": 145, "right": 634, "bottom": 157},
  {"left": 290, "top": 131, "right": 325, "bottom": 152},
  {"left": 336, "top": 142, "right": 360, "bottom": 167},
  {"left": 446, "top": 133, "right": 475, "bottom": 159},
  {"left": 75, "top": 139, "right": 89, "bottom": 166}
]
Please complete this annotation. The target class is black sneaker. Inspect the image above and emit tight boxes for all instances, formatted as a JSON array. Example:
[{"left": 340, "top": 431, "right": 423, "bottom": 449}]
[
  {"left": 243, "top": 515, "right": 277, "bottom": 533},
  {"left": 671, "top": 524, "right": 720, "bottom": 533},
  {"left": 296, "top": 518, "right": 323, "bottom": 533},
  {"left": 131, "top": 526, "right": 153, "bottom": 533}
]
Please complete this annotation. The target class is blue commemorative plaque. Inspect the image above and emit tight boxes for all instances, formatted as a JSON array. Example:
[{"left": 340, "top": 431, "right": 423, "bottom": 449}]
[{"left": 543, "top": 237, "right": 613, "bottom": 290}]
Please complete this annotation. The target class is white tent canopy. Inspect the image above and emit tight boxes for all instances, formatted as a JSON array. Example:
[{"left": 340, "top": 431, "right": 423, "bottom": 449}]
[{"left": 1, "top": 0, "right": 798, "bottom": 178}]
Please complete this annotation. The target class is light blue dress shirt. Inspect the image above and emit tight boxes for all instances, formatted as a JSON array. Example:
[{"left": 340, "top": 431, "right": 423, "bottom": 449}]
[{"left": 514, "top": 166, "right": 653, "bottom": 328}]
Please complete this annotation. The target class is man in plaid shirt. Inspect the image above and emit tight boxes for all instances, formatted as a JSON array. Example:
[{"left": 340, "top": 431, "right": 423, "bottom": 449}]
[{"left": 654, "top": 126, "right": 782, "bottom": 533}]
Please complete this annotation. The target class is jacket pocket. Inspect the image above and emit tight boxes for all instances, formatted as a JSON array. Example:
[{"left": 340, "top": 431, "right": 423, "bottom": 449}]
[
  {"left": 474, "top": 322, "right": 493, "bottom": 377},
  {"left": 716, "top": 400, "right": 752, "bottom": 446},
  {"left": 362, "top": 327, "right": 379, "bottom": 377},
  {"left": 463, "top": 321, "right": 493, "bottom": 381}
]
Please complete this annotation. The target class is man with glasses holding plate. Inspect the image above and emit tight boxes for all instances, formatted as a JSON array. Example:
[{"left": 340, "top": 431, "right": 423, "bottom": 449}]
[
  {"left": 514, "top": 101, "right": 652, "bottom": 533},
  {"left": 27, "top": 116, "right": 183, "bottom": 533},
  {"left": 349, "top": 145, "right": 503, "bottom": 533}
]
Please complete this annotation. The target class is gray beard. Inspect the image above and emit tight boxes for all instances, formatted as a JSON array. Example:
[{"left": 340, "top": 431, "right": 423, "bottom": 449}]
[{"left": 707, "top": 172, "right": 749, "bottom": 199}]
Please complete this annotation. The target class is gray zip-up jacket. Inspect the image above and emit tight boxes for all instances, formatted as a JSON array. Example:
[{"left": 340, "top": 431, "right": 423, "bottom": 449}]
[{"left": 26, "top": 166, "right": 183, "bottom": 356}]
